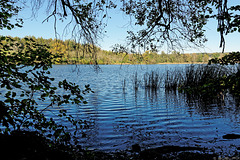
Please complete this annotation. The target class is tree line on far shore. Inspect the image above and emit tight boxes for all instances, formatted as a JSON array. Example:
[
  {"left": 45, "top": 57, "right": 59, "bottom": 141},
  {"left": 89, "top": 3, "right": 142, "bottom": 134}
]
[{"left": 3, "top": 36, "right": 227, "bottom": 64}]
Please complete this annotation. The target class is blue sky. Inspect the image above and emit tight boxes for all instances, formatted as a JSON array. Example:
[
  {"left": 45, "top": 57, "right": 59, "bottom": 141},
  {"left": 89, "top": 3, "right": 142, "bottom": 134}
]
[{"left": 1, "top": 1, "right": 240, "bottom": 53}]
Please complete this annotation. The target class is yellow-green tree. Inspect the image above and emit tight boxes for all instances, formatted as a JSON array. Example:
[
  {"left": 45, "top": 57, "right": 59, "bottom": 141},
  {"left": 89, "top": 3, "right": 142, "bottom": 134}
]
[{"left": 50, "top": 40, "right": 68, "bottom": 62}]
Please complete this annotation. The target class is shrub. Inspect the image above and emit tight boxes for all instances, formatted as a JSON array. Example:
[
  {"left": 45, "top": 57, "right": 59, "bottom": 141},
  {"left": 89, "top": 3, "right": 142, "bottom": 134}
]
[{"left": 0, "top": 36, "right": 92, "bottom": 145}]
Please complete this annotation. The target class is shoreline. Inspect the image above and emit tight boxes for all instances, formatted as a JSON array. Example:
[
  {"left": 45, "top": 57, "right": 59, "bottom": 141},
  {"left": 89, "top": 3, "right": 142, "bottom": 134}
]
[
  {"left": 0, "top": 131, "right": 225, "bottom": 160},
  {"left": 54, "top": 62, "right": 207, "bottom": 65}
]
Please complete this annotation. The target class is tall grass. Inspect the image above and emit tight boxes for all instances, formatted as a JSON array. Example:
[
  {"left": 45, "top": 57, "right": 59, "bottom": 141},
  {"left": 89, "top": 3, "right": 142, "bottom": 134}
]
[
  {"left": 164, "top": 69, "right": 182, "bottom": 91},
  {"left": 128, "top": 70, "right": 164, "bottom": 91},
  {"left": 225, "top": 64, "right": 240, "bottom": 96},
  {"left": 163, "top": 64, "right": 231, "bottom": 94},
  {"left": 143, "top": 71, "right": 163, "bottom": 90},
  {"left": 132, "top": 72, "right": 141, "bottom": 91},
  {"left": 122, "top": 79, "right": 126, "bottom": 92},
  {"left": 181, "top": 65, "right": 228, "bottom": 89},
  {"left": 124, "top": 64, "right": 236, "bottom": 97}
]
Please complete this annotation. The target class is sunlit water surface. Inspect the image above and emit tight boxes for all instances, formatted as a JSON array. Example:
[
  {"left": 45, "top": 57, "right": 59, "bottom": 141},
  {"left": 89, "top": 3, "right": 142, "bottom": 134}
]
[{"left": 45, "top": 65, "right": 240, "bottom": 154}]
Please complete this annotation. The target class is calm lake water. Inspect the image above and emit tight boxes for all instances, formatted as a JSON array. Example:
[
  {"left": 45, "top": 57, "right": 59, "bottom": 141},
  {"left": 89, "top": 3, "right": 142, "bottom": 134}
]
[{"left": 47, "top": 64, "right": 240, "bottom": 154}]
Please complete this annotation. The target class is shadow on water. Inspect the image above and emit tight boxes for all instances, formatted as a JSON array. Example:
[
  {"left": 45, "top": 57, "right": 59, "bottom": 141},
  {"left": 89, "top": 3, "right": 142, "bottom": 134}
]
[
  {"left": 144, "top": 87, "right": 240, "bottom": 119},
  {"left": 184, "top": 91, "right": 240, "bottom": 121}
]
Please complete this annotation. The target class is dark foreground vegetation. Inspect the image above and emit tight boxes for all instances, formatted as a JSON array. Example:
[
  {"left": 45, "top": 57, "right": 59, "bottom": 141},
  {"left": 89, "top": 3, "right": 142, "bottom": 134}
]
[{"left": 0, "top": 131, "right": 220, "bottom": 160}]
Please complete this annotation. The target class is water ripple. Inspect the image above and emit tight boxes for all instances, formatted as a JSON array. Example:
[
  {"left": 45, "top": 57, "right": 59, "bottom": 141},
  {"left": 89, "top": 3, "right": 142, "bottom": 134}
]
[{"left": 43, "top": 65, "right": 240, "bottom": 155}]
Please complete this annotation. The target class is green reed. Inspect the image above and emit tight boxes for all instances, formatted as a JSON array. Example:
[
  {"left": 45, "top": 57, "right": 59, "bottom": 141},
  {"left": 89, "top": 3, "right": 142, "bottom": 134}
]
[
  {"left": 164, "top": 69, "right": 183, "bottom": 91},
  {"left": 125, "top": 64, "right": 236, "bottom": 96},
  {"left": 132, "top": 72, "right": 141, "bottom": 91},
  {"left": 180, "top": 65, "right": 229, "bottom": 90},
  {"left": 143, "top": 71, "right": 163, "bottom": 90}
]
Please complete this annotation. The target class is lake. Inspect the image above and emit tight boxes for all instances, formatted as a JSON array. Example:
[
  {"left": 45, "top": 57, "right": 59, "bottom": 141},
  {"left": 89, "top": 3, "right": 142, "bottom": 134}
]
[{"left": 47, "top": 64, "right": 240, "bottom": 154}]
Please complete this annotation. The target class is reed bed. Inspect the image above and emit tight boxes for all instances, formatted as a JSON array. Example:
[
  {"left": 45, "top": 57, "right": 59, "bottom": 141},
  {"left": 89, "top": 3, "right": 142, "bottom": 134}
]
[
  {"left": 180, "top": 65, "right": 229, "bottom": 89},
  {"left": 164, "top": 69, "right": 183, "bottom": 91},
  {"left": 128, "top": 70, "right": 164, "bottom": 91},
  {"left": 143, "top": 71, "right": 163, "bottom": 90},
  {"left": 162, "top": 65, "right": 230, "bottom": 91},
  {"left": 125, "top": 64, "right": 237, "bottom": 96},
  {"left": 122, "top": 64, "right": 240, "bottom": 107},
  {"left": 225, "top": 64, "right": 240, "bottom": 96}
]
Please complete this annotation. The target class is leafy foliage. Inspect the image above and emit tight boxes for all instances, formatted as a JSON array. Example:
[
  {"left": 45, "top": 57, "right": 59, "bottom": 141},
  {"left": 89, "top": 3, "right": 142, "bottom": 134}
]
[
  {"left": 208, "top": 52, "right": 240, "bottom": 96},
  {"left": 120, "top": 0, "right": 211, "bottom": 51},
  {"left": 116, "top": 0, "right": 240, "bottom": 53},
  {"left": 209, "top": 51, "right": 240, "bottom": 65},
  {"left": 0, "top": 36, "right": 92, "bottom": 144},
  {"left": 0, "top": 0, "right": 23, "bottom": 30}
]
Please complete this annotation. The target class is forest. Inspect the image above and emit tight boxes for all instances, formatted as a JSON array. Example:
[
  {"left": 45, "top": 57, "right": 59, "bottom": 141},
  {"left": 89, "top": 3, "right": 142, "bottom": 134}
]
[{"left": 3, "top": 36, "right": 227, "bottom": 65}]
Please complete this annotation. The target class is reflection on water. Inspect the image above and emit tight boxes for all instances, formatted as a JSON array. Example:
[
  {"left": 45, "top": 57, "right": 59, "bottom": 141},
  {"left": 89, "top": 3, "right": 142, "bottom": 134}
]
[{"left": 47, "top": 65, "right": 240, "bottom": 155}]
